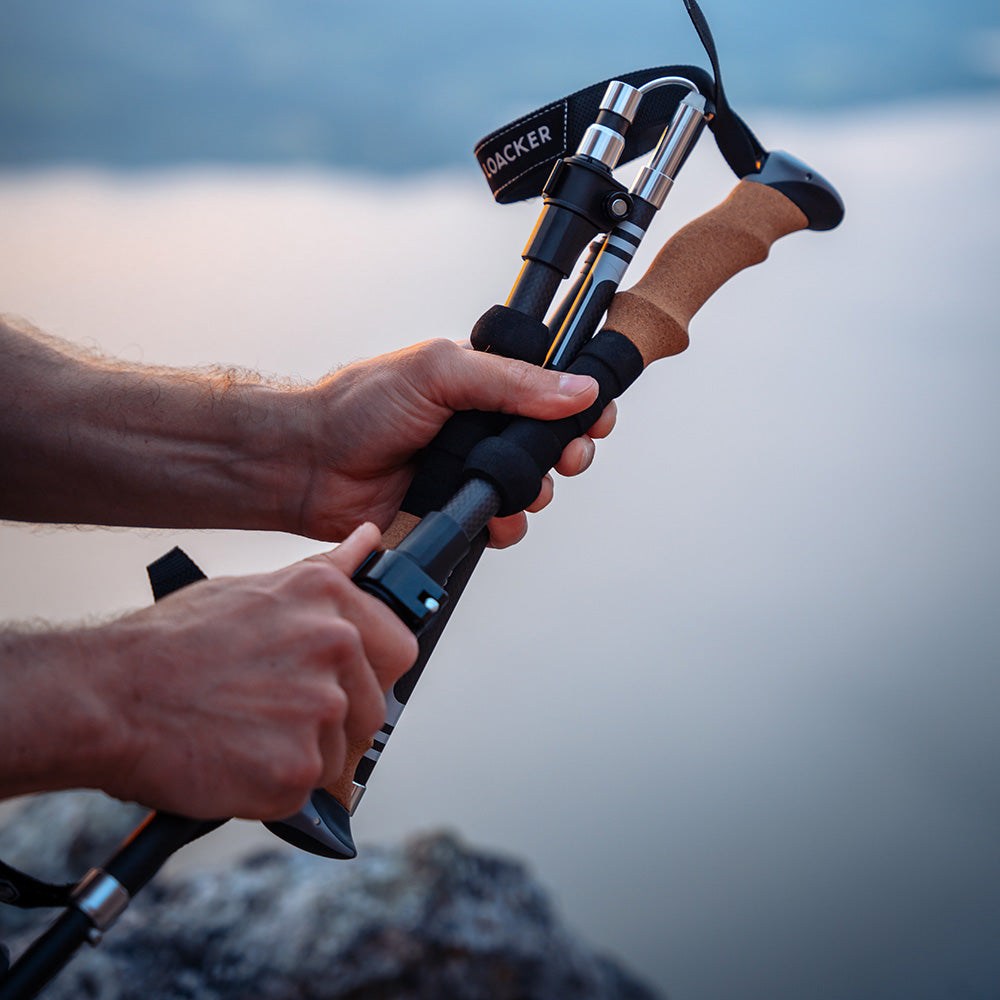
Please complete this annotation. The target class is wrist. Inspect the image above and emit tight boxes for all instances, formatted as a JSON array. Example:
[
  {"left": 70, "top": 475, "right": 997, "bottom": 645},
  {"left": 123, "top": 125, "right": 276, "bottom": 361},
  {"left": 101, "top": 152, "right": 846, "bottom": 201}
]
[{"left": 231, "top": 383, "right": 320, "bottom": 536}]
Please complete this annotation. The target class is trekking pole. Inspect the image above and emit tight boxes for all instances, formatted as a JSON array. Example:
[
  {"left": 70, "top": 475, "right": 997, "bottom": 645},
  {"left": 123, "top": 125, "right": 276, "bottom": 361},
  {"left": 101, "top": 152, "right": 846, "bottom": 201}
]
[
  {"left": 0, "top": 143, "right": 842, "bottom": 1000},
  {"left": 268, "top": 78, "right": 711, "bottom": 859},
  {"left": 302, "top": 149, "right": 844, "bottom": 859}
]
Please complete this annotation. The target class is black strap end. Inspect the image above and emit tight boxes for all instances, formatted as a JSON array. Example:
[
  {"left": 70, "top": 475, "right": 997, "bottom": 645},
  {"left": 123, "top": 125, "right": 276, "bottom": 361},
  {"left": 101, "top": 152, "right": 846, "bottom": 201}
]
[{"left": 147, "top": 547, "right": 207, "bottom": 601}]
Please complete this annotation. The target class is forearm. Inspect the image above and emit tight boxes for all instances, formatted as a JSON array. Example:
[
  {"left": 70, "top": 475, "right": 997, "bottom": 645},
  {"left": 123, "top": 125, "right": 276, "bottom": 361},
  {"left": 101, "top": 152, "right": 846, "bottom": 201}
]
[
  {"left": 0, "top": 318, "right": 310, "bottom": 531},
  {"left": 0, "top": 626, "right": 124, "bottom": 801}
]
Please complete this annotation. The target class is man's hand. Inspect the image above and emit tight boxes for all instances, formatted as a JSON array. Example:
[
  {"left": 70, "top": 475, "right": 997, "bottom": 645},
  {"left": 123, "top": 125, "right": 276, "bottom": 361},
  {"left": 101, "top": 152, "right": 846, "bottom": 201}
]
[
  {"left": 287, "top": 339, "right": 617, "bottom": 547},
  {"left": 0, "top": 524, "right": 416, "bottom": 820}
]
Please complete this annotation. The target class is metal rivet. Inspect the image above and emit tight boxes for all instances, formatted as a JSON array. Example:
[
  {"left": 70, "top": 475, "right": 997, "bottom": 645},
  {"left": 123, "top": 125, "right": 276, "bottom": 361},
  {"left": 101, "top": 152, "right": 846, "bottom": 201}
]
[{"left": 609, "top": 197, "right": 630, "bottom": 218}]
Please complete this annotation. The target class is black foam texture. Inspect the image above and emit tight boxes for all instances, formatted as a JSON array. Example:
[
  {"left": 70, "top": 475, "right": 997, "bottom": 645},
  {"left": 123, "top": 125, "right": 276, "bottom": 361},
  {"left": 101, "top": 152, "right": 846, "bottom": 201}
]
[
  {"left": 470, "top": 305, "right": 551, "bottom": 365},
  {"left": 463, "top": 330, "right": 644, "bottom": 516}
]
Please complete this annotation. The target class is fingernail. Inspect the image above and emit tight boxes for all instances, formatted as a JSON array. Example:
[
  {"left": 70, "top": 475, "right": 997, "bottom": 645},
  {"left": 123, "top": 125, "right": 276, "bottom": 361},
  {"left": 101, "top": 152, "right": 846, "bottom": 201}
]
[{"left": 558, "top": 374, "right": 596, "bottom": 396}]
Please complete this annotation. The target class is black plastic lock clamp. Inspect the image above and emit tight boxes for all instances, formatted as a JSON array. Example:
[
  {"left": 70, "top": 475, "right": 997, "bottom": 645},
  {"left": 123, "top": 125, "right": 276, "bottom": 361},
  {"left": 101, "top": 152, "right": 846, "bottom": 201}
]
[{"left": 353, "top": 549, "right": 448, "bottom": 634}]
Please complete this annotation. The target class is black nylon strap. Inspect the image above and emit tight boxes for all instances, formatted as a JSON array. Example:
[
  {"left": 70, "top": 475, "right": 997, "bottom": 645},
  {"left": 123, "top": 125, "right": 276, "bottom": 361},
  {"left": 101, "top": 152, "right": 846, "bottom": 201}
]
[
  {"left": 474, "top": 0, "right": 768, "bottom": 202},
  {"left": 146, "top": 546, "right": 206, "bottom": 601},
  {"left": 475, "top": 64, "right": 714, "bottom": 204},
  {"left": 681, "top": 0, "right": 766, "bottom": 177},
  {"left": 0, "top": 860, "right": 72, "bottom": 910}
]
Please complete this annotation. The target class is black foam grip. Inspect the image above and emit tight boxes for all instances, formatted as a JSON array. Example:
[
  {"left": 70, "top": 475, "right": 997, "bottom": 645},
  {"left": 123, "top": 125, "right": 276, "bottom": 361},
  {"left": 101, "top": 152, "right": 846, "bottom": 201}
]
[
  {"left": 402, "top": 305, "right": 554, "bottom": 517},
  {"left": 470, "top": 304, "right": 552, "bottom": 365},
  {"left": 402, "top": 410, "right": 504, "bottom": 518},
  {"left": 463, "top": 330, "right": 644, "bottom": 516}
]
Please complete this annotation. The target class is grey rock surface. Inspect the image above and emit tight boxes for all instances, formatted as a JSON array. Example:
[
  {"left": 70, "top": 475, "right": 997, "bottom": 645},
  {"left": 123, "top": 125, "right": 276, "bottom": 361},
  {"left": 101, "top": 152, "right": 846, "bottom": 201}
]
[{"left": 1, "top": 793, "right": 662, "bottom": 999}]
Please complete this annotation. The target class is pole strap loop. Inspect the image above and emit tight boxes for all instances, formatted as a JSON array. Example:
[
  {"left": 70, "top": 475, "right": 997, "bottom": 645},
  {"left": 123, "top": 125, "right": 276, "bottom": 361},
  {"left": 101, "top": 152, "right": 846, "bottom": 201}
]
[
  {"left": 473, "top": 0, "right": 767, "bottom": 203},
  {"left": 0, "top": 860, "right": 72, "bottom": 910}
]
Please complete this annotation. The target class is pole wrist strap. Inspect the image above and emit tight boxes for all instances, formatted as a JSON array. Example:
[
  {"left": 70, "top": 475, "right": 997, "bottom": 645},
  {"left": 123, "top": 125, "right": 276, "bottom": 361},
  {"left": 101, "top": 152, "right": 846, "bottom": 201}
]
[
  {"left": 0, "top": 860, "right": 72, "bottom": 910},
  {"left": 474, "top": 0, "right": 767, "bottom": 203}
]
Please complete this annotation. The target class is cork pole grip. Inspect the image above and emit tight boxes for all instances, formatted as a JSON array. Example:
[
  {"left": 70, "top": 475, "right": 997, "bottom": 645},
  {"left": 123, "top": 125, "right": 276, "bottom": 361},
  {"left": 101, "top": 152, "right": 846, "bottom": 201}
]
[
  {"left": 604, "top": 180, "right": 809, "bottom": 368},
  {"left": 327, "top": 742, "right": 372, "bottom": 814}
]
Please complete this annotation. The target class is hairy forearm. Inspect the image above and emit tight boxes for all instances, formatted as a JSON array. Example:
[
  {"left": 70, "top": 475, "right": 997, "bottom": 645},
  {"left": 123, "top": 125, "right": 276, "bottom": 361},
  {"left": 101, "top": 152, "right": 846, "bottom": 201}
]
[
  {"left": 0, "top": 318, "right": 310, "bottom": 531},
  {"left": 0, "top": 626, "right": 124, "bottom": 801}
]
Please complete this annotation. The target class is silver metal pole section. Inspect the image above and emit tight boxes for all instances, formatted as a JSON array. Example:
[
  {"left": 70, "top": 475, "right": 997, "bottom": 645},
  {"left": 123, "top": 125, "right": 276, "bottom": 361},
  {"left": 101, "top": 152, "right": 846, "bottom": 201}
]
[
  {"left": 575, "top": 81, "right": 642, "bottom": 169},
  {"left": 603, "top": 79, "right": 644, "bottom": 119},
  {"left": 545, "top": 87, "right": 708, "bottom": 370},
  {"left": 632, "top": 90, "right": 709, "bottom": 208},
  {"left": 69, "top": 869, "right": 130, "bottom": 943}
]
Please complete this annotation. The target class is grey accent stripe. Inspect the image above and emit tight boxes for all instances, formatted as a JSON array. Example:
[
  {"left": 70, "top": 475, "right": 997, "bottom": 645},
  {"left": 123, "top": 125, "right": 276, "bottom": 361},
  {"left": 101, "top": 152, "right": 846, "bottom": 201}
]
[
  {"left": 615, "top": 220, "right": 646, "bottom": 241},
  {"left": 591, "top": 250, "right": 631, "bottom": 285},
  {"left": 607, "top": 234, "right": 640, "bottom": 257},
  {"left": 384, "top": 690, "right": 405, "bottom": 726}
]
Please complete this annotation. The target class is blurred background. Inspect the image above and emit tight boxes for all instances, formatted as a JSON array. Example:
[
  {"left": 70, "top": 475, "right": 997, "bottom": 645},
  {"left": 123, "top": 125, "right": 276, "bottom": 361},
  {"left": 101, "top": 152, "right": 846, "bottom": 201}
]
[{"left": 1, "top": 2, "right": 999, "bottom": 998}]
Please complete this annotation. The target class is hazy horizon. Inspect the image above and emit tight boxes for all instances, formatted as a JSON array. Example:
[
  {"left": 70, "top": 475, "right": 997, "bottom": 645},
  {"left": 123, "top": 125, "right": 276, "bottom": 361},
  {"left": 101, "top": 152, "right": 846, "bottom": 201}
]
[{"left": 2, "top": 0, "right": 999, "bottom": 173}]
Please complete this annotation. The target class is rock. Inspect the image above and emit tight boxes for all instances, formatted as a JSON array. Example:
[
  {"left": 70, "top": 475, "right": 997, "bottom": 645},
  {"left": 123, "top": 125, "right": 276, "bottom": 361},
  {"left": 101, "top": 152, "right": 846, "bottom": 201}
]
[{"left": 1, "top": 793, "right": 663, "bottom": 999}]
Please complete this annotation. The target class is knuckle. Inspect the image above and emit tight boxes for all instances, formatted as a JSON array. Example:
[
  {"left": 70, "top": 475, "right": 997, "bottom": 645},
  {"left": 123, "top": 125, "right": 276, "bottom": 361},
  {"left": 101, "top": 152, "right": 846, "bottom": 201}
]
[
  {"left": 300, "top": 558, "right": 344, "bottom": 593},
  {"left": 316, "top": 618, "right": 363, "bottom": 662},
  {"left": 420, "top": 337, "right": 460, "bottom": 364},
  {"left": 504, "top": 360, "right": 536, "bottom": 406},
  {"left": 407, "top": 337, "right": 459, "bottom": 382},
  {"left": 261, "top": 752, "right": 322, "bottom": 815},
  {"left": 316, "top": 682, "right": 350, "bottom": 726},
  {"left": 278, "top": 560, "right": 331, "bottom": 602}
]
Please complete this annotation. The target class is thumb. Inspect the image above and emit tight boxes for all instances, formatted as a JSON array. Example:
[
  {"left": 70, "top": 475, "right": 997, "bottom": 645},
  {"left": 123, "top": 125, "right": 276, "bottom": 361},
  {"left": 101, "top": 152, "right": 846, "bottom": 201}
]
[
  {"left": 420, "top": 342, "right": 598, "bottom": 421},
  {"left": 323, "top": 522, "right": 383, "bottom": 575}
]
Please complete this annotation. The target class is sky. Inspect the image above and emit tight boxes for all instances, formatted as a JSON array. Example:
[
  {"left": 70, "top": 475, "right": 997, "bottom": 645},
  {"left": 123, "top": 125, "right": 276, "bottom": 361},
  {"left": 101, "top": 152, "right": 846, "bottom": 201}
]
[
  {"left": 2, "top": 3, "right": 1000, "bottom": 998},
  {"left": 0, "top": 0, "right": 998, "bottom": 170}
]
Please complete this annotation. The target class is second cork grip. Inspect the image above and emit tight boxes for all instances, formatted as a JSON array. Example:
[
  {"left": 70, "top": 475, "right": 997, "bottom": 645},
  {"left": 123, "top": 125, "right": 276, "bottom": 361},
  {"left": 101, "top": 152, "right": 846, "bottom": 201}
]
[{"left": 604, "top": 179, "right": 809, "bottom": 366}]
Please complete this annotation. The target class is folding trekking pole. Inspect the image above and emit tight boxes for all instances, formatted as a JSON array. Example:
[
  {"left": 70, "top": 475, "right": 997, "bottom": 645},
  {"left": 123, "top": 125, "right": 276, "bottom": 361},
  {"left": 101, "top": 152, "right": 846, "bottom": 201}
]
[
  {"left": 305, "top": 148, "right": 845, "bottom": 860},
  {"left": 0, "top": 4, "right": 844, "bottom": 991},
  {"left": 267, "top": 75, "right": 711, "bottom": 859}
]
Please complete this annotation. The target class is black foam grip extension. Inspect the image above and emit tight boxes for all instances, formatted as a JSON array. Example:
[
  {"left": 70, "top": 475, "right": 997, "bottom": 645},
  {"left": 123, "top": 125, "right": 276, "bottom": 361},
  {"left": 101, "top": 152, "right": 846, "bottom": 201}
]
[
  {"left": 470, "top": 304, "right": 552, "bottom": 364},
  {"left": 402, "top": 410, "right": 504, "bottom": 518},
  {"left": 463, "top": 330, "right": 644, "bottom": 516},
  {"left": 401, "top": 306, "right": 555, "bottom": 517}
]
